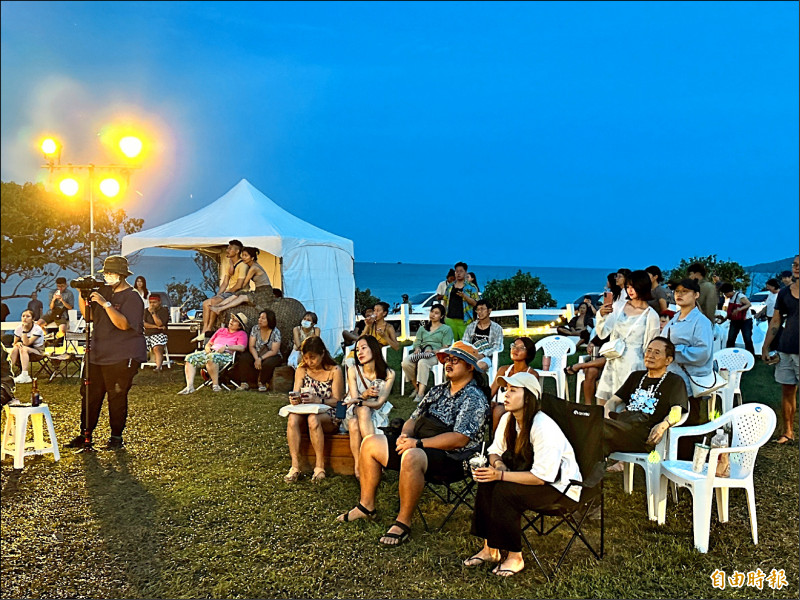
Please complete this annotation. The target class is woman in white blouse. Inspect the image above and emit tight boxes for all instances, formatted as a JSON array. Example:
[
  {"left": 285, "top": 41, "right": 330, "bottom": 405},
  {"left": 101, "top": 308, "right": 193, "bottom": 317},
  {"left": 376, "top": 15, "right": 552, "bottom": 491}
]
[{"left": 463, "top": 372, "right": 582, "bottom": 578}]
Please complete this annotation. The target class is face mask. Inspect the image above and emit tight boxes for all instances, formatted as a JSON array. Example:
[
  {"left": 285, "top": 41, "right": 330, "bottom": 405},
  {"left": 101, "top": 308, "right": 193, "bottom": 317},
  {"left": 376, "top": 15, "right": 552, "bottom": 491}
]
[
  {"left": 301, "top": 320, "right": 312, "bottom": 329},
  {"left": 104, "top": 273, "right": 121, "bottom": 286}
]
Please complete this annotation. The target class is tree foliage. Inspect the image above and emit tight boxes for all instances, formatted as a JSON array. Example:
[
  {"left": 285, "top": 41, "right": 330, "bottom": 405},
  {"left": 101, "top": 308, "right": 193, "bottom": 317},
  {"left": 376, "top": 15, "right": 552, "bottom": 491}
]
[
  {"left": 664, "top": 255, "right": 750, "bottom": 292},
  {"left": 1, "top": 181, "right": 143, "bottom": 299},
  {"left": 165, "top": 278, "right": 208, "bottom": 311},
  {"left": 355, "top": 287, "right": 381, "bottom": 315},
  {"left": 482, "top": 270, "right": 556, "bottom": 310},
  {"left": 193, "top": 251, "right": 220, "bottom": 295}
]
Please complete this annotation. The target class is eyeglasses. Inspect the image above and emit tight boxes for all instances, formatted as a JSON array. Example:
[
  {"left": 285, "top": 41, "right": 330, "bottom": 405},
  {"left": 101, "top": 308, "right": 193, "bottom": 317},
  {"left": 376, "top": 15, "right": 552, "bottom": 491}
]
[
  {"left": 442, "top": 356, "right": 462, "bottom": 365},
  {"left": 509, "top": 343, "right": 526, "bottom": 351}
]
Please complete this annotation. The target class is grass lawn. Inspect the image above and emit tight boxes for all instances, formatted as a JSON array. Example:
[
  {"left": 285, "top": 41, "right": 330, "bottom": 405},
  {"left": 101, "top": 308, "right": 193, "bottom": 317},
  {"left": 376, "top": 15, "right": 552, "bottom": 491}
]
[{"left": 2, "top": 342, "right": 798, "bottom": 599}]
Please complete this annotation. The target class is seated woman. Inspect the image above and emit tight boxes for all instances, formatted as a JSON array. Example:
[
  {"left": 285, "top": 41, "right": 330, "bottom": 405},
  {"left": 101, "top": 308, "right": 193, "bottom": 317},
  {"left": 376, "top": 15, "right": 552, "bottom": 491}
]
[
  {"left": 209, "top": 246, "right": 272, "bottom": 314},
  {"left": 362, "top": 301, "right": 399, "bottom": 351},
  {"left": 284, "top": 336, "right": 344, "bottom": 484},
  {"left": 556, "top": 302, "right": 594, "bottom": 347},
  {"left": 344, "top": 335, "right": 396, "bottom": 479},
  {"left": 288, "top": 311, "right": 321, "bottom": 369},
  {"left": 179, "top": 312, "right": 249, "bottom": 394},
  {"left": 464, "top": 372, "right": 582, "bottom": 577},
  {"left": 236, "top": 309, "right": 282, "bottom": 392},
  {"left": 400, "top": 303, "right": 453, "bottom": 402},
  {"left": 489, "top": 337, "right": 538, "bottom": 431},
  {"left": 10, "top": 309, "right": 45, "bottom": 384}
]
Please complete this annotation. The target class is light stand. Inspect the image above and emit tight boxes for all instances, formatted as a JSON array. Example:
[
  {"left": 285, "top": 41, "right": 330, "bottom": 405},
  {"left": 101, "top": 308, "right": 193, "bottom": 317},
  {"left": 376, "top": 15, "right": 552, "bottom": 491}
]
[{"left": 77, "top": 290, "right": 95, "bottom": 452}]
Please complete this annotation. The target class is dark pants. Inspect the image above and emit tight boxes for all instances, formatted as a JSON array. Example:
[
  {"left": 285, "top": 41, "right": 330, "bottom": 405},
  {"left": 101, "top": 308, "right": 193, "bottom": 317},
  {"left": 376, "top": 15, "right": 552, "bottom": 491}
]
[
  {"left": 472, "top": 481, "right": 577, "bottom": 552},
  {"left": 80, "top": 360, "right": 140, "bottom": 437},
  {"left": 726, "top": 319, "right": 754, "bottom": 355},
  {"left": 603, "top": 418, "right": 650, "bottom": 456},
  {"left": 235, "top": 352, "right": 283, "bottom": 387}
]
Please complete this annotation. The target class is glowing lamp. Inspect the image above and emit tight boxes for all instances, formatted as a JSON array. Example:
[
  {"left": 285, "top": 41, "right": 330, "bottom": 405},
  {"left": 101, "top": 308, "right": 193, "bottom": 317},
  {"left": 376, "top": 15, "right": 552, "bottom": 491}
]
[
  {"left": 59, "top": 178, "right": 80, "bottom": 196},
  {"left": 41, "top": 138, "right": 58, "bottom": 155},
  {"left": 99, "top": 178, "right": 121, "bottom": 198},
  {"left": 119, "top": 136, "right": 143, "bottom": 158}
]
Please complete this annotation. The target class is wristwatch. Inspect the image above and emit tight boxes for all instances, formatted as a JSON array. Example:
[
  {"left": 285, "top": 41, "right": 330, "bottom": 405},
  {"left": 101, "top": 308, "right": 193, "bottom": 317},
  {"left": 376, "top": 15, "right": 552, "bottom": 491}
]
[
  {"left": 416, "top": 439, "right": 424, "bottom": 449},
  {"left": 103, "top": 301, "right": 112, "bottom": 309}
]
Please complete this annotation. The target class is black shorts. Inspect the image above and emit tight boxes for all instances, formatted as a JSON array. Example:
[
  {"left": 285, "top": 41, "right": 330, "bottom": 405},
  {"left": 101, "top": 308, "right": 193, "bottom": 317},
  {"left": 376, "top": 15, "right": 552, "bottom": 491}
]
[
  {"left": 383, "top": 433, "right": 466, "bottom": 481},
  {"left": 41, "top": 310, "right": 68, "bottom": 325}
]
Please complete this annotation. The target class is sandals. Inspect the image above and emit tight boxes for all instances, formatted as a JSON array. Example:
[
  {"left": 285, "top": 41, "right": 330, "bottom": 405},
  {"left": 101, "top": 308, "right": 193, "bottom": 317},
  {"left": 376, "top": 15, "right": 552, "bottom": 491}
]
[
  {"left": 337, "top": 502, "right": 377, "bottom": 523},
  {"left": 379, "top": 520, "right": 411, "bottom": 546},
  {"left": 493, "top": 564, "right": 525, "bottom": 577},
  {"left": 283, "top": 467, "right": 301, "bottom": 483},
  {"left": 463, "top": 553, "right": 500, "bottom": 568},
  {"left": 775, "top": 435, "right": 796, "bottom": 445},
  {"left": 311, "top": 467, "right": 326, "bottom": 483},
  {"left": 564, "top": 365, "right": 578, "bottom": 376}
]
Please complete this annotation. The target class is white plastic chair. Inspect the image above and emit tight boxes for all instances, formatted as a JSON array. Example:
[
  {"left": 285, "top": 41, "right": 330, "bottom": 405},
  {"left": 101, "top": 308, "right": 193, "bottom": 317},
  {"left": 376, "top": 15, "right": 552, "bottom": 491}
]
[
  {"left": 534, "top": 335, "right": 576, "bottom": 400},
  {"left": 141, "top": 345, "right": 173, "bottom": 370},
  {"left": 609, "top": 408, "right": 690, "bottom": 521},
  {"left": 655, "top": 403, "right": 775, "bottom": 553},
  {"left": 712, "top": 348, "right": 754, "bottom": 415}
]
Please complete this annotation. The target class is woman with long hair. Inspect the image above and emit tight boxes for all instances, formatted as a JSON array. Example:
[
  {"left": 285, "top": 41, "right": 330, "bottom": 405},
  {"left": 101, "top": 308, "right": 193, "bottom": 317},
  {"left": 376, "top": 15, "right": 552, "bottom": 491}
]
[
  {"left": 210, "top": 246, "right": 272, "bottom": 313},
  {"left": 288, "top": 311, "right": 321, "bottom": 369},
  {"left": 236, "top": 308, "right": 282, "bottom": 391},
  {"left": 595, "top": 270, "right": 660, "bottom": 409},
  {"left": 400, "top": 303, "right": 453, "bottom": 402},
  {"left": 133, "top": 276, "right": 149, "bottom": 307},
  {"left": 464, "top": 372, "right": 582, "bottom": 577},
  {"left": 344, "top": 335, "right": 396, "bottom": 478},
  {"left": 489, "top": 336, "right": 538, "bottom": 430},
  {"left": 283, "top": 336, "right": 344, "bottom": 484},
  {"left": 467, "top": 272, "right": 481, "bottom": 295}
]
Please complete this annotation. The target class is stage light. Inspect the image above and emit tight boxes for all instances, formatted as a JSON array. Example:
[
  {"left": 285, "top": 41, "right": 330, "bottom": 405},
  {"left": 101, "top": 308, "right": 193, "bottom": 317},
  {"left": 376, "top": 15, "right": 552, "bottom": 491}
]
[
  {"left": 59, "top": 178, "right": 80, "bottom": 196},
  {"left": 99, "top": 177, "right": 121, "bottom": 198},
  {"left": 41, "top": 138, "right": 58, "bottom": 155},
  {"left": 119, "top": 136, "right": 143, "bottom": 158}
]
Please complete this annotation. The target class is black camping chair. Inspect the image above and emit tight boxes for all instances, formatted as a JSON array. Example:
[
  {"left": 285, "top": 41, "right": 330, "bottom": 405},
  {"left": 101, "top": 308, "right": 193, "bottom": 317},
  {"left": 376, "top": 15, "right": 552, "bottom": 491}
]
[
  {"left": 519, "top": 392, "right": 606, "bottom": 581},
  {"left": 415, "top": 404, "right": 492, "bottom": 533}
]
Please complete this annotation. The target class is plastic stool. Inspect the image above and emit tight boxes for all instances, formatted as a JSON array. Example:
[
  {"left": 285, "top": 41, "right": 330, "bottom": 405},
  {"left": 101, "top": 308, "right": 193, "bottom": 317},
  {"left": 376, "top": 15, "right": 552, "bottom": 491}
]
[{"left": 1, "top": 404, "right": 60, "bottom": 469}]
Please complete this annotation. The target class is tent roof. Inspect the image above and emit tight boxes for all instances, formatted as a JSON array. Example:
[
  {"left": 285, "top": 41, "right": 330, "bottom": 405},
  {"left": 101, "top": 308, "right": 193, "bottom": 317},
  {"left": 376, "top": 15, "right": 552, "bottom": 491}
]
[{"left": 121, "top": 179, "right": 353, "bottom": 258}]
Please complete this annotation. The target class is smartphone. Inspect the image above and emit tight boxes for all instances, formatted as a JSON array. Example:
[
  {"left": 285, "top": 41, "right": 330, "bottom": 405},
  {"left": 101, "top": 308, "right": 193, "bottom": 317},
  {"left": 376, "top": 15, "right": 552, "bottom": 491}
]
[
  {"left": 335, "top": 401, "right": 347, "bottom": 420},
  {"left": 603, "top": 291, "right": 613, "bottom": 306}
]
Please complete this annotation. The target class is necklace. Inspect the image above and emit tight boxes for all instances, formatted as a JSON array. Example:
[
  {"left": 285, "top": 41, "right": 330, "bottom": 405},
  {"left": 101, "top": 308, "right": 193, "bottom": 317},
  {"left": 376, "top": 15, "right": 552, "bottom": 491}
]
[{"left": 636, "top": 371, "right": 668, "bottom": 396}]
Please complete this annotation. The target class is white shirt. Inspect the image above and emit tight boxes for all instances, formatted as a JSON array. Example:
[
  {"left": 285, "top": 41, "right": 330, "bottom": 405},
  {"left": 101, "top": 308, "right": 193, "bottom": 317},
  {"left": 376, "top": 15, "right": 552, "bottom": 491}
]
[
  {"left": 436, "top": 280, "right": 448, "bottom": 296},
  {"left": 487, "top": 411, "right": 583, "bottom": 502},
  {"left": 14, "top": 323, "right": 45, "bottom": 349},
  {"left": 765, "top": 290, "right": 778, "bottom": 318}
]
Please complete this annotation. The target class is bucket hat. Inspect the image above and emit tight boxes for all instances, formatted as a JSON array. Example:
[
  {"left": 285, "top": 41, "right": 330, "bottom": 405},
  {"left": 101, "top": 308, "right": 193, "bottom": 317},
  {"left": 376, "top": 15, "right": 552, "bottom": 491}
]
[
  {"left": 436, "top": 341, "right": 483, "bottom": 371},
  {"left": 99, "top": 255, "right": 133, "bottom": 276}
]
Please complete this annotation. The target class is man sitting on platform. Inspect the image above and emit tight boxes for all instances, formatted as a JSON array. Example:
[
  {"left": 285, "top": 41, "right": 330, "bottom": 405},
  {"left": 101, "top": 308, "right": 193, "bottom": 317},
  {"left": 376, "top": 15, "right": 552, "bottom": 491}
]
[{"left": 337, "top": 341, "right": 489, "bottom": 546}]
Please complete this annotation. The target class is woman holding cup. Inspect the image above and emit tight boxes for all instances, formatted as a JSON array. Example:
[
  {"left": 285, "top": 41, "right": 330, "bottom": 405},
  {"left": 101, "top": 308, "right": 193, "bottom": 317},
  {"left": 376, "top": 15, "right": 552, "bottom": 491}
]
[
  {"left": 284, "top": 336, "right": 344, "bottom": 484},
  {"left": 344, "top": 335, "right": 396, "bottom": 479},
  {"left": 464, "top": 372, "right": 581, "bottom": 577}
]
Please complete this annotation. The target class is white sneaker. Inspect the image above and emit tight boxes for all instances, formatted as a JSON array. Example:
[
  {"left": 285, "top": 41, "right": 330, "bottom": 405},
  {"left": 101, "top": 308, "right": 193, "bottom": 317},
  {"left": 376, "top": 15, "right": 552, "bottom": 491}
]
[
  {"left": 212, "top": 385, "right": 222, "bottom": 392},
  {"left": 177, "top": 386, "right": 195, "bottom": 395},
  {"left": 13, "top": 372, "right": 32, "bottom": 384},
  {"left": 258, "top": 385, "right": 267, "bottom": 392},
  {"left": 239, "top": 383, "right": 250, "bottom": 391}
]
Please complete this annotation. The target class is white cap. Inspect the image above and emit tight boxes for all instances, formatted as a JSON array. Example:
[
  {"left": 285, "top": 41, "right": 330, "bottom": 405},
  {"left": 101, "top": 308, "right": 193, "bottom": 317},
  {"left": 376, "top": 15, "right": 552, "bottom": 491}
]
[{"left": 498, "top": 371, "right": 542, "bottom": 399}]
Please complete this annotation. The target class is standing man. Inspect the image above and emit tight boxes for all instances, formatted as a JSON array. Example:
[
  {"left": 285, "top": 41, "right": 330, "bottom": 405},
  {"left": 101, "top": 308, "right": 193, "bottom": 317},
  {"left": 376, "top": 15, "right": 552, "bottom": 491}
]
[
  {"left": 762, "top": 255, "right": 799, "bottom": 445},
  {"left": 720, "top": 283, "right": 754, "bottom": 354},
  {"left": 38, "top": 276, "right": 75, "bottom": 336},
  {"left": 435, "top": 269, "right": 456, "bottom": 301},
  {"left": 143, "top": 294, "right": 170, "bottom": 372},
  {"left": 27, "top": 291, "right": 44, "bottom": 322},
  {"left": 462, "top": 299, "right": 504, "bottom": 373},
  {"left": 66, "top": 255, "right": 147, "bottom": 450},
  {"left": 443, "top": 262, "right": 480, "bottom": 341},
  {"left": 195, "top": 239, "right": 248, "bottom": 341},
  {"left": 337, "top": 341, "right": 489, "bottom": 546},
  {"left": 687, "top": 263, "right": 718, "bottom": 324}
]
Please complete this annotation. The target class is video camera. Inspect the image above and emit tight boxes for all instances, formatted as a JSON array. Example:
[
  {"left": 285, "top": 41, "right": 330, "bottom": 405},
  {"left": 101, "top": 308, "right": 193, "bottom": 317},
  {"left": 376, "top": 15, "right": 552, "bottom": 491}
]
[{"left": 70, "top": 275, "right": 105, "bottom": 298}]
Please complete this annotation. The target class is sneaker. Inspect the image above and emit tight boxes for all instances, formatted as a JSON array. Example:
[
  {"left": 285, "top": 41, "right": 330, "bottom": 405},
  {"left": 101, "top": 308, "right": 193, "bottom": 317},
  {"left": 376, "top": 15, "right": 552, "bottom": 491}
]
[
  {"left": 191, "top": 332, "right": 205, "bottom": 343},
  {"left": 239, "top": 383, "right": 250, "bottom": 391},
  {"left": 177, "top": 386, "right": 195, "bottom": 395},
  {"left": 258, "top": 385, "right": 267, "bottom": 392},
  {"left": 13, "top": 372, "right": 32, "bottom": 384},
  {"left": 212, "top": 385, "right": 222, "bottom": 392},
  {"left": 65, "top": 434, "right": 91, "bottom": 448},
  {"left": 102, "top": 436, "right": 125, "bottom": 450}
]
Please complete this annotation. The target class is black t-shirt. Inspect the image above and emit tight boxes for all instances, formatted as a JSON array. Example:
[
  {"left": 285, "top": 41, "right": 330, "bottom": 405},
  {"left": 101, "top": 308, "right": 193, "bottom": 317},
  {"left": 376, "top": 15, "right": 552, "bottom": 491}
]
[
  {"left": 472, "top": 324, "right": 491, "bottom": 354},
  {"left": 90, "top": 285, "right": 147, "bottom": 365},
  {"left": 143, "top": 306, "right": 170, "bottom": 337},
  {"left": 614, "top": 371, "right": 688, "bottom": 429},
  {"left": 776, "top": 286, "right": 799, "bottom": 355},
  {"left": 27, "top": 299, "right": 44, "bottom": 321},
  {"left": 446, "top": 286, "right": 465, "bottom": 320}
]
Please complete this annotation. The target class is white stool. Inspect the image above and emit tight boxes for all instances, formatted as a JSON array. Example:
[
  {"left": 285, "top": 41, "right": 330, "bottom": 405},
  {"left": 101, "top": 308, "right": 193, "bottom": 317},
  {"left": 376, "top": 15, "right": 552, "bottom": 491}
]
[{"left": 1, "top": 404, "right": 60, "bottom": 469}]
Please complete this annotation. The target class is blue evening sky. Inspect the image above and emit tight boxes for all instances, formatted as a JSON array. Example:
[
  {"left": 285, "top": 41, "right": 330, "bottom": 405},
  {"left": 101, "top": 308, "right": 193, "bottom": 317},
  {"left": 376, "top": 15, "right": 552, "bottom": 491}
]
[{"left": 1, "top": 1, "right": 797, "bottom": 269}]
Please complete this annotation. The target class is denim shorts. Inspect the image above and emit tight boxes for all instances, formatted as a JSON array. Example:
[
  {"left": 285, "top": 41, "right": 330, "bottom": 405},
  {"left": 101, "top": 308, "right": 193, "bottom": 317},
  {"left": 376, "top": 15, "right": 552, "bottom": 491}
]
[{"left": 775, "top": 352, "right": 800, "bottom": 386}]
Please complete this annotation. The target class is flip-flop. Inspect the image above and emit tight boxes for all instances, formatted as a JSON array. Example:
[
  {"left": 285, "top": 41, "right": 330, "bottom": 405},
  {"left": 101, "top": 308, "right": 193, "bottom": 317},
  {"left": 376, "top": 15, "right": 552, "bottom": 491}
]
[
  {"left": 564, "top": 365, "right": 577, "bottom": 376},
  {"left": 283, "top": 467, "right": 301, "bottom": 483},
  {"left": 775, "top": 435, "right": 796, "bottom": 445},
  {"left": 379, "top": 520, "right": 411, "bottom": 546},
  {"left": 463, "top": 554, "right": 498, "bottom": 567},
  {"left": 338, "top": 502, "right": 377, "bottom": 523},
  {"left": 492, "top": 564, "right": 525, "bottom": 577},
  {"left": 311, "top": 468, "right": 327, "bottom": 483}
]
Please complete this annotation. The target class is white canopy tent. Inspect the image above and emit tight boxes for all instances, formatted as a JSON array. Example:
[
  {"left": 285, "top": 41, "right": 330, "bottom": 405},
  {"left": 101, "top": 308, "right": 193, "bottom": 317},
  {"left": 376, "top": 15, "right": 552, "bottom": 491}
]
[{"left": 121, "top": 179, "right": 355, "bottom": 353}]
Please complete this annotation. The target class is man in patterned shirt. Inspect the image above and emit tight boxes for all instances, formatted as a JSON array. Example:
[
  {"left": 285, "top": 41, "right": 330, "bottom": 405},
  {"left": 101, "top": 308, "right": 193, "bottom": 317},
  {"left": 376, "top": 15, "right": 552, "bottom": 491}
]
[{"left": 337, "top": 341, "right": 489, "bottom": 546}]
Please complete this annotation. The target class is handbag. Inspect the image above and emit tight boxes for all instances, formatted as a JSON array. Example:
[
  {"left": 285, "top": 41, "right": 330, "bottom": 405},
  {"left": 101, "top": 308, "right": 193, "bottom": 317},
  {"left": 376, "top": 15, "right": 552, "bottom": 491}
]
[
  {"left": 413, "top": 412, "right": 452, "bottom": 438},
  {"left": 680, "top": 365, "right": 727, "bottom": 398},
  {"left": 726, "top": 293, "right": 748, "bottom": 321},
  {"left": 598, "top": 338, "right": 626, "bottom": 359}
]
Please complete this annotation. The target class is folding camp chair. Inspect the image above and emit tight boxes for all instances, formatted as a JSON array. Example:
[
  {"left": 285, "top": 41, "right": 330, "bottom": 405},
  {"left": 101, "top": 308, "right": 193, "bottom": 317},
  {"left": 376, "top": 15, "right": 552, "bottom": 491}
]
[
  {"left": 199, "top": 352, "right": 239, "bottom": 390},
  {"left": 415, "top": 403, "right": 492, "bottom": 532},
  {"left": 520, "top": 392, "right": 606, "bottom": 581}
]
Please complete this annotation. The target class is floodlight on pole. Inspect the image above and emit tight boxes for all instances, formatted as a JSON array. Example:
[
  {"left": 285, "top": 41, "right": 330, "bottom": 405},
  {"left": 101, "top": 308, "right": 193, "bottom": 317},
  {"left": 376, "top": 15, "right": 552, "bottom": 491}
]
[
  {"left": 99, "top": 177, "right": 121, "bottom": 198},
  {"left": 41, "top": 138, "right": 58, "bottom": 155},
  {"left": 59, "top": 178, "right": 80, "bottom": 196},
  {"left": 119, "top": 136, "right": 143, "bottom": 158}
]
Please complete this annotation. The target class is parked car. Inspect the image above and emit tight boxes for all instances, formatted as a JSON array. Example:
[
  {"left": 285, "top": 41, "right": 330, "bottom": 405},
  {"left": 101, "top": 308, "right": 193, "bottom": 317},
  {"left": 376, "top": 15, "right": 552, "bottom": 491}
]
[
  {"left": 409, "top": 291, "right": 438, "bottom": 314},
  {"left": 567, "top": 292, "right": 603, "bottom": 309},
  {"left": 748, "top": 291, "right": 770, "bottom": 319}
]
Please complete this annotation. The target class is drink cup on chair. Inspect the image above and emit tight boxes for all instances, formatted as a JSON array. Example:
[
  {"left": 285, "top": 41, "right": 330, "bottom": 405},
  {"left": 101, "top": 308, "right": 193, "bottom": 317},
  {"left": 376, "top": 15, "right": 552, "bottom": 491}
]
[{"left": 692, "top": 443, "right": 710, "bottom": 473}]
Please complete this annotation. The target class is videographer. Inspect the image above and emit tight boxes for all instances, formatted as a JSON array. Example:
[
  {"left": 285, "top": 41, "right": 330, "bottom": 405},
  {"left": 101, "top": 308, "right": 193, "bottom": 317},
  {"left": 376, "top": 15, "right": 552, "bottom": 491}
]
[{"left": 65, "top": 255, "right": 147, "bottom": 451}]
